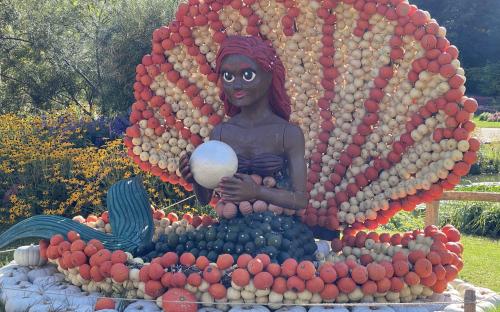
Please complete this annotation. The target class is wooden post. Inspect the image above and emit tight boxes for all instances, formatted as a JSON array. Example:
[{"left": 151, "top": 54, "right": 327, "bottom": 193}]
[
  {"left": 425, "top": 201, "right": 440, "bottom": 226},
  {"left": 464, "top": 289, "right": 476, "bottom": 312}
]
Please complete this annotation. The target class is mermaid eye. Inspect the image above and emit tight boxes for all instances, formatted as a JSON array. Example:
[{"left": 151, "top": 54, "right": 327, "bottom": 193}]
[
  {"left": 223, "top": 72, "right": 235, "bottom": 83},
  {"left": 242, "top": 69, "right": 256, "bottom": 82}
]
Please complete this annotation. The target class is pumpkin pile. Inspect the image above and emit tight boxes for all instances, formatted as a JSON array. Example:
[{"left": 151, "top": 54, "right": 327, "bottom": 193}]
[
  {"left": 37, "top": 223, "right": 463, "bottom": 311},
  {"left": 125, "top": 0, "right": 479, "bottom": 233},
  {"left": 152, "top": 212, "right": 318, "bottom": 264}
]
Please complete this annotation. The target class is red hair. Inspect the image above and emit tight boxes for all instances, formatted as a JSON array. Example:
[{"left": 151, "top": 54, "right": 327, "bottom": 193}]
[{"left": 215, "top": 35, "right": 291, "bottom": 121}]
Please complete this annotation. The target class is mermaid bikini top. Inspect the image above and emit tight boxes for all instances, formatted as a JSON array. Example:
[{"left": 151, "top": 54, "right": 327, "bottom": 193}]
[{"left": 217, "top": 123, "right": 290, "bottom": 185}]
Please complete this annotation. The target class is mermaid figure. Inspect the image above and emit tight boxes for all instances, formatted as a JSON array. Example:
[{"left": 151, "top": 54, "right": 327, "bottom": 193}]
[{"left": 180, "top": 35, "right": 339, "bottom": 240}]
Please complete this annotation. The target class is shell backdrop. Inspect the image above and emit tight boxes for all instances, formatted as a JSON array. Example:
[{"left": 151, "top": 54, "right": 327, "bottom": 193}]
[{"left": 125, "top": 0, "right": 479, "bottom": 233}]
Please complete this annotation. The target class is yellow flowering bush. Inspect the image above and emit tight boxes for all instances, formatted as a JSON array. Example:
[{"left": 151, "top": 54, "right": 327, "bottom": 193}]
[{"left": 0, "top": 110, "right": 190, "bottom": 224}]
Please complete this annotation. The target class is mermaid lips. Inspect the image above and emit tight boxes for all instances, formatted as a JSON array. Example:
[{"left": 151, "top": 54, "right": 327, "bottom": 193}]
[{"left": 234, "top": 91, "right": 247, "bottom": 99}]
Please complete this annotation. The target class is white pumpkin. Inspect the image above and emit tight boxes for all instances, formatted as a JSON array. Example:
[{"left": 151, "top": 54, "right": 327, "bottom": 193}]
[
  {"left": 275, "top": 306, "right": 307, "bottom": 312},
  {"left": 14, "top": 245, "right": 46, "bottom": 267},
  {"left": 32, "top": 273, "right": 65, "bottom": 286},
  {"left": 353, "top": 306, "right": 395, "bottom": 312},
  {"left": 4, "top": 293, "right": 44, "bottom": 312},
  {"left": 309, "top": 307, "right": 350, "bottom": 312},
  {"left": 124, "top": 300, "right": 161, "bottom": 311},
  {"left": 228, "top": 305, "right": 270, "bottom": 312},
  {"left": 27, "top": 265, "right": 57, "bottom": 282},
  {"left": 0, "top": 280, "right": 33, "bottom": 302},
  {"left": 0, "top": 270, "right": 29, "bottom": 287}
]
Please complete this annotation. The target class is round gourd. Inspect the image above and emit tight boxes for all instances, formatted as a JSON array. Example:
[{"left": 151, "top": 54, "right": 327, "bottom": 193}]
[
  {"left": 14, "top": 245, "right": 46, "bottom": 267},
  {"left": 190, "top": 141, "right": 238, "bottom": 189}
]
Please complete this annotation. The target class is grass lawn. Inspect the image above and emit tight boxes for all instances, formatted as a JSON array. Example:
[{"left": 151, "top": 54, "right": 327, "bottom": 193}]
[{"left": 473, "top": 116, "right": 500, "bottom": 128}]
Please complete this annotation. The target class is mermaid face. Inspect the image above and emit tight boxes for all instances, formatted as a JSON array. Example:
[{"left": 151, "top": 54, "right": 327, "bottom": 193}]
[{"left": 219, "top": 54, "right": 273, "bottom": 109}]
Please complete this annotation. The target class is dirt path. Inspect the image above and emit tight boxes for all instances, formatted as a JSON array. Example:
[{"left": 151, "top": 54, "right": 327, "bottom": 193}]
[{"left": 474, "top": 128, "right": 500, "bottom": 143}]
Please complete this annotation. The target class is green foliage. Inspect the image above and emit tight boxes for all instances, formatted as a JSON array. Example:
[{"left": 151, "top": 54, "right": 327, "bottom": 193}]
[
  {"left": 469, "top": 143, "right": 500, "bottom": 175},
  {"left": 410, "top": 0, "right": 500, "bottom": 96},
  {"left": 478, "top": 112, "right": 493, "bottom": 121},
  {"left": 439, "top": 201, "right": 500, "bottom": 238},
  {"left": 454, "top": 183, "right": 500, "bottom": 193},
  {"left": 0, "top": 0, "right": 180, "bottom": 115},
  {"left": 380, "top": 208, "right": 425, "bottom": 232}
]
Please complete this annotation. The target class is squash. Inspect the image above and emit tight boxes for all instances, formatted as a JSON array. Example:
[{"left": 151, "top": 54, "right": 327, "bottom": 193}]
[
  {"left": 162, "top": 288, "right": 198, "bottom": 312},
  {"left": 228, "top": 305, "right": 270, "bottom": 312},
  {"left": 123, "top": 300, "right": 161, "bottom": 311},
  {"left": 27, "top": 266, "right": 57, "bottom": 282},
  {"left": 14, "top": 245, "right": 47, "bottom": 267},
  {"left": 0, "top": 280, "right": 36, "bottom": 303},
  {"left": 4, "top": 293, "right": 44, "bottom": 312},
  {"left": 0, "top": 270, "right": 29, "bottom": 287},
  {"left": 32, "top": 273, "right": 65, "bottom": 286}
]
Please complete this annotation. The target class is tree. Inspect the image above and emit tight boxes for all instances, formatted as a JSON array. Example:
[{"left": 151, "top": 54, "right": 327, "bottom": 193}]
[{"left": 0, "top": 0, "right": 179, "bottom": 115}]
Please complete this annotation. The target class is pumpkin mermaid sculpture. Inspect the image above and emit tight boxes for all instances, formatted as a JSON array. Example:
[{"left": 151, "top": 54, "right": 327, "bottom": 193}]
[{"left": 179, "top": 35, "right": 339, "bottom": 240}]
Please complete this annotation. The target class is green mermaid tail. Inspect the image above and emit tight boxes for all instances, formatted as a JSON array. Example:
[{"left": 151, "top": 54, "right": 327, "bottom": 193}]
[{"left": 0, "top": 177, "right": 153, "bottom": 254}]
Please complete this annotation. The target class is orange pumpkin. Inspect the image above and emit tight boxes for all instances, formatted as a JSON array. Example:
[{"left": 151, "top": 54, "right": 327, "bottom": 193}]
[
  {"left": 110, "top": 263, "right": 129, "bottom": 283},
  {"left": 172, "top": 272, "right": 187, "bottom": 287},
  {"left": 351, "top": 265, "right": 368, "bottom": 284},
  {"left": 333, "top": 262, "right": 349, "bottom": 278},
  {"left": 70, "top": 239, "right": 86, "bottom": 252},
  {"left": 319, "top": 263, "right": 337, "bottom": 283},
  {"left": 376, "top": 277, "right": 391, "bottom": 293},
  {"left": 247, "top": 258, "right": 264, "bottom": 275},
  {"left": 208, "top": 283, "right": 227, "bottom": 299},
  {"left": 393, "top": 260, "right": 409, "bottom": 277},
  {"left": 111, "top": 250, "right": 128, "bottom": 264},
  {"left": 187, "top": 272, "right": 202, "bottom": 287},
  {"left": 149, "top": 263, "right": 165, "bottom": 281},
  {"left": 296, "top": 260, "right": 316, "bottom": 280},
  {"left": 195, "top": 256, "right": 210, "bottom": 270},
  {"left": 232, "top": 268, "right": 250, "bottom": 287},
  {"left": 95, "top": 298, "right": 115, "bottom": 310},
  {"left": 320, "top": 284, "right": 339, "bottom": 300},
  {"left": 139, "top": 266, "right": 151, "bottom": 282},
  {"left": 203, "top": 265, "right": 222, "bottom": 284},
  {"left": 67, "top": 231, "right": 80, "bottom": 242},
  {"left": 266, "top": 263, "right": 281, "bottom": 277},
  {"left": 367, "top": 263, "right": 386, "bottom": 281},
  {"left": 146, "top": 280, "right": 165, "bottom": 298},
  {"left": 161, "top": 272, "right": 174, "bottom": 288},
  {"left": 404, "top": 272, "right": 420, "bottom": 286},
  {"left": 90, "top": 265, "right": 104, "bottom": 282},
  {"left": 306, "top": 276, "right": 325, "bottom": 293},
  {"left": 162, "top": 288, "right": 198, "bottom": 312},
  {"left": 161, "top": 252, "right": 179, "bottom": 267},
  {"left": 180, "top": 253, "right": 196, "bottom": 266},
  {"left": 255, "top": 254, "right": 271, "bottom": 268},
  {"left": 281, "top": 258, "right": 298, "bottom": 277},
  {"left": 88, "top": 239, "right": 104, "bottom": 250},
  {"left": 272, "top": 276, "right": 287, "bottom": 294},
  {"left": 286, "top": 275, "right": 305, "bottom": 292},
  {"left": 50, "top": 234, "right": 65, "bottom": 246},
  {"left": 99, "top": 260, "right": 113, "bottom": 278},
  {"left": 390, "top": 277, "right": 405, "bottom": 292},
  {"left": 361, "top": 280, "right": 378, "bottom": 295},
  {"left": 415, "top": 258, "right": 433, "bottom": 278},
  {"left": 338, "top": 277, "right": 356, "bottom": 293},
  {"left": 83, "top": 244, "right": 98, "bottom": 257},
  {"left": 254, "top": 271, "right": 274, "bottom": 290},
  {"left": 70, "top": 251, "right": 87, "bottom": 267},
  {"left": 79, "top": 264, "right": 91, "bottom": 280},
  {"left": 236, "top": 254, "right": 253, "bottom": 268},
  {"left": 216, "top": 254, "right": 234, "bottom": 270}
]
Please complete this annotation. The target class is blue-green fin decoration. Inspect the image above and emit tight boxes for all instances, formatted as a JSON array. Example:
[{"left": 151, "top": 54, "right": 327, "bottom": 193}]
[{"left": 0, "top": 177, "right": 153, "bottom": 255}]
